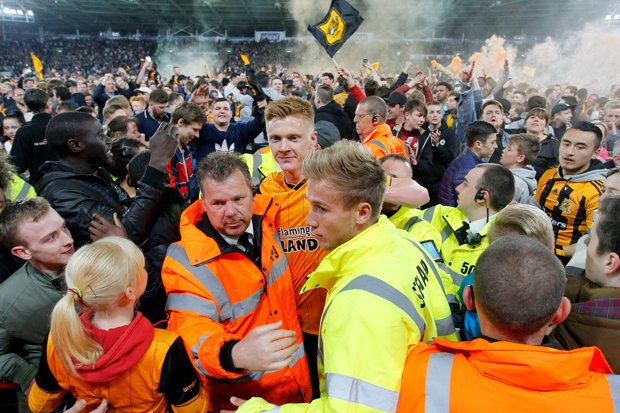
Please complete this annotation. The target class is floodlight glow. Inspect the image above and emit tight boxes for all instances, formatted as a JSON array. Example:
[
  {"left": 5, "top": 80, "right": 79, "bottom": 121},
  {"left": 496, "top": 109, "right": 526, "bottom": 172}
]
[
  {"left": 614, "top": 14, "right": 620, "bottom": 19},
  {"left": 17, "top": 9, "right": 23, "bottom": 15},
  {"left": 27, "top": 10, "right": 33, "bottom": 16},
  {"left": 3, "top": 7, "right": 10, "bottom": 14},
  {"left": 605, "top": 14, "right": 612, "bottom": 20}
]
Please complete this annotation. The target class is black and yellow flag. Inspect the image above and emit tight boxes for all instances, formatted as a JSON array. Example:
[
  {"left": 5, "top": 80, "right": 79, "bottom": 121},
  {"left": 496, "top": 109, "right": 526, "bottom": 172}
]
[{"left": 307, "top": 0, "right": 364, "bottom": 58}]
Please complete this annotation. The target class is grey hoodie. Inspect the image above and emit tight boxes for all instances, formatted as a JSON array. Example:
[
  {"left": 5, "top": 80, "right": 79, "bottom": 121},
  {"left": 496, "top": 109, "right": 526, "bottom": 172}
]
[{"left": 511, "top": 165, "right": 538, "bottom": 205}]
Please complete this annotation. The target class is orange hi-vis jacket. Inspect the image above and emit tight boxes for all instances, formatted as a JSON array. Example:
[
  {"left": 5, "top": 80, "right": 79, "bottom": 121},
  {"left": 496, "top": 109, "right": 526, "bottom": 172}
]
[
  {"left": 259, "top": 173, "right": 328, "bottom": 335},
  {"left": 162, "top": 195, "right": 311, "bottom": 412},
  {"left": 397, "top": 338, "right": 620, "bottom": 413},
  {"left": 362, "top": 123, "right": 408, "bottom": 159}
]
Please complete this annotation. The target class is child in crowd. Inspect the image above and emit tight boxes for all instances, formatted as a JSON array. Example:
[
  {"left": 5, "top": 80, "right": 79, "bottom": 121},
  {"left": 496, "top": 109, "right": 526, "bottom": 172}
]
[
  {"left": 28, "top": 237, "right": 207, "bottom": 413},
  {"left": 499, "top": 133, "right": 541, "bottom": 205}
]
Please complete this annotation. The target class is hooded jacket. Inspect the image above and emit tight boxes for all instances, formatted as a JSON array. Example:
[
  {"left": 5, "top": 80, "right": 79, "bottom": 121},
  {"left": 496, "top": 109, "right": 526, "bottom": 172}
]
[
  {"left": 536, "top": 166, "right": 606, "bottom": 253},
  {"left": 397, "top": 338, "right": 618, "bottom": 412},
  {"left": 511, "top": 165, "right": 537, "bottom": 205}
]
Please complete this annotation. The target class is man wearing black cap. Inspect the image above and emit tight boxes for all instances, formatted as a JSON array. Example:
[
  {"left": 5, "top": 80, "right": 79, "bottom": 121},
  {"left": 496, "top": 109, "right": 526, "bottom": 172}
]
[
  {"left": 386, "top": 92, "right": 407, "bottom": 129},
  {"left": 314, "top": 121, "right": 340, "bottom": 149},
  {"left": 550, "top": 103, "right": 573, "bottom": 140}
]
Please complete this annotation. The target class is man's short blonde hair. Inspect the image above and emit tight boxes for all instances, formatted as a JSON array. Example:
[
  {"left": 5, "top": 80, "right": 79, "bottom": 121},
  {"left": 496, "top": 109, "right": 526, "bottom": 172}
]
[
  {"left": 302, "top": 140, "right": 386, "bottom": 221},
  {"left": 488, "top": 204, "right": 555, "bottom": 249},
  {"left": 265, "top": 96, "right": 314, "bottom": 124}
]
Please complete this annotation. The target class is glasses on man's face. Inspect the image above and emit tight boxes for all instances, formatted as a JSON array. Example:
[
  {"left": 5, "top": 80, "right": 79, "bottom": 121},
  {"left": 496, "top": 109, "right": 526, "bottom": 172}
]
[{"left": 354, "top": 112, "right": 376, "bottom": 120}]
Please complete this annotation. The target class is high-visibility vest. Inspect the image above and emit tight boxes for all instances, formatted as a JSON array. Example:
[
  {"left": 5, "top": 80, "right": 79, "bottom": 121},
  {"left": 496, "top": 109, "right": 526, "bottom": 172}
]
[
  {"left": 398, "top": 338, "right": 620, "bottom": 413},
  {"left": 162, "top": 195, "right": 311, "bottom": 412},
  {"left": 362, "top": 124, "right": 408, "bottom": 159},
  {"left": 241, "top": 149, "right": 279, "bottom": 186},
  {"left": 236, "top": 217, "right": 457, "bottom": 413},
  {"left": 421, "top": 205, "right": 492, "bottom": 298},
  {"left": 5, "top": 173, "right": 36, "bottom": 202}
]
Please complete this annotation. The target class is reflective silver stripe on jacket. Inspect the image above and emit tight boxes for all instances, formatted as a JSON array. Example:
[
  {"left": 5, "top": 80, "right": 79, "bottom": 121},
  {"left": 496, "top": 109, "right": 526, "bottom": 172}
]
[
  {"left": 14, "top": 181, "right": 31, "bottom": 201},
  {"left": 191, "top": 333, "right": 212, "bottom": 377},
  {"left": 166, "top": 293, "right": 220, "bottom": 322},
  {"left": 317, "top": 274, "right": 426, "bottom": 364},
  {"left": 606, "top": 374, "right": 620, "bottom": 412},
  {"left": 251, "top": 152, "right": 263, "bottom": 186},
  {"left": 367, "top": 139, "right": 388, "bottom": 154},
  {"left": 436, "top": 261, "right": 464, "bottom": 290},
  {"left": 326, "top": 372, "right": 399, "bottom": 412},
  {"left": 425, "top": 352, "right": 454, "bottom": 413},
  {"left": 423, "top": 206, "right": 436, "bottom": 223},
  {"left": 267, "top": 255, "right": 287, "bottom": 287},
  {"left": 168, "top": 243, "right": 287, "bottom": 322},
  {"left": 167, "top": 244, "right": 233, "bottom": 320},
  {"left": 403, "top": 216, "right": 421, "bottom": 232}
]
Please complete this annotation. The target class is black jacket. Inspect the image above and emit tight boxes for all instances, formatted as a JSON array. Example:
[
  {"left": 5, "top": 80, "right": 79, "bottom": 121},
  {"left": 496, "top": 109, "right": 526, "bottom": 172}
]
[
  {"left": 314, "top": 100, "right": 354, "bottom": 140},
  {"left": 10, "top": 113, "right": 58, "bottom": 185},
  {"left": 36, "top": 161, "right": 165, "bottom": 249},
  {"left": 140, "top": 187, "right": 186, "bottom": 324},
  {"left": 533, "top": 135, "right": 561, "bottom": 181}
]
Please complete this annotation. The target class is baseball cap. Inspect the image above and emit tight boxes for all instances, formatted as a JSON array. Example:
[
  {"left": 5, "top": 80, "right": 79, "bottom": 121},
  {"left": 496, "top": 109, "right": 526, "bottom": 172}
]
[
  {"left": 551, "top": 103, "right": 571, "bottom": 116},
  {"left": 387, "top": 92, "right": 406, "bottom": 106},
  {"left": 315, "top": 121, "right": 340, "bottom": 148}
]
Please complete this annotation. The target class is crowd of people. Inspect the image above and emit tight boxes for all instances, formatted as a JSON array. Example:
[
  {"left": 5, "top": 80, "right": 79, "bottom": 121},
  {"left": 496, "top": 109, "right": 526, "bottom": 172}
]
[{"left": 0, "top": 35, "right": 619, "bottom": 413}]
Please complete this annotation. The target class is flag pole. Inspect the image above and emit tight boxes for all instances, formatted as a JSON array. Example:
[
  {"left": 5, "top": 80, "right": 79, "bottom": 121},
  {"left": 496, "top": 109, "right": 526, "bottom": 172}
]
[{"left": 331, "top": 57, "right": 340, "bottom": 69}]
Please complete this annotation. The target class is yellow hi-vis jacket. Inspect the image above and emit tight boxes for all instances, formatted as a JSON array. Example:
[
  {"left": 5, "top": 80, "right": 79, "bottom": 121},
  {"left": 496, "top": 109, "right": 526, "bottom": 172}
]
[
  {"left": 5, "top": 173, "right": 36, "bottom": 202},
  {"left": 241, "top": 149, "right": 279, "bottom": 186},
  {"left": 237, "top": 216, "right": 457, "bottom": 413},
  {"left": 387, "top": 206, "right": 442, "bottom": 249},
  {"left": 421, "top": 205, "right": 492, "bottom": 299}
]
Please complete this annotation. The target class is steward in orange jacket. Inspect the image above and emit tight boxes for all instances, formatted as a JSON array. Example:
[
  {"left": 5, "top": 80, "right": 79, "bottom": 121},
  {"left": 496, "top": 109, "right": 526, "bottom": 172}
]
[
  {"left": 362, "top": 123, "right": 408, "bottom": 159},
  {"left": 397, "top": 235, "right": 620, "bottom": 413},
  {"left": 397, "top": 338, "right": 619, "bottom": 413},
  {"left": 162, "top": 194, "right": 311, "bottom": 412}
]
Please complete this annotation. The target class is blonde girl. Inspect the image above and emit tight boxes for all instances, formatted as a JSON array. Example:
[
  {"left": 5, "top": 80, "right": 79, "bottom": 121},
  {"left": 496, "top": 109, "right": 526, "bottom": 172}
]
[{"left": 28, "top": 237, "right": 206, "bottom": 413}]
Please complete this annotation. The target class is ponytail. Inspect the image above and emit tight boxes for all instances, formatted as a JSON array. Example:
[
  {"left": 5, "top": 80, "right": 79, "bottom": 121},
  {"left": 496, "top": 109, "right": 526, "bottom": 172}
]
[
  {"left": 50, "top": 292, "right": 102, "bottom": 377},
  {"left": 48, "top": 236, "right": 145, "bottom": 377}
]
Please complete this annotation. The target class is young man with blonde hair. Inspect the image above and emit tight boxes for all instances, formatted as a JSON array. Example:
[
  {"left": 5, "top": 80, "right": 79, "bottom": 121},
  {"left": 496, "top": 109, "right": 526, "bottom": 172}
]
[
  {"left": 232, "top": 140, "right": 455, "bottom": 413},
  {"left": 259, "top": 96, "right": 429, "bottom": 397}
]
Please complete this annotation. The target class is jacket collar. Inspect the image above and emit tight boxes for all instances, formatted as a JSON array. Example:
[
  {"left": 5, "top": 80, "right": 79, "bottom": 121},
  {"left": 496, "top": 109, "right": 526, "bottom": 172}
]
[
  {"left": 431, "top": 337, "right": 614, "bottom": 387},
  {"left": 361, "top": 123, "right": 393, "bottom": 145},
  {"left": 302, "top": 216, "right": 398, "bottom": 292}
]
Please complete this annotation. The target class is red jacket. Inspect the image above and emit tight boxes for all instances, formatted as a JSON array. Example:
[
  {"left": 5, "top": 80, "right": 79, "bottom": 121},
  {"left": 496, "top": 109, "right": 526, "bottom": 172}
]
[
  {"left": 398, "top": 338, "right": 618, "bottom": 412},
  {"left": 162, "top": 195, "right": 311, "bottom": 412}
]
